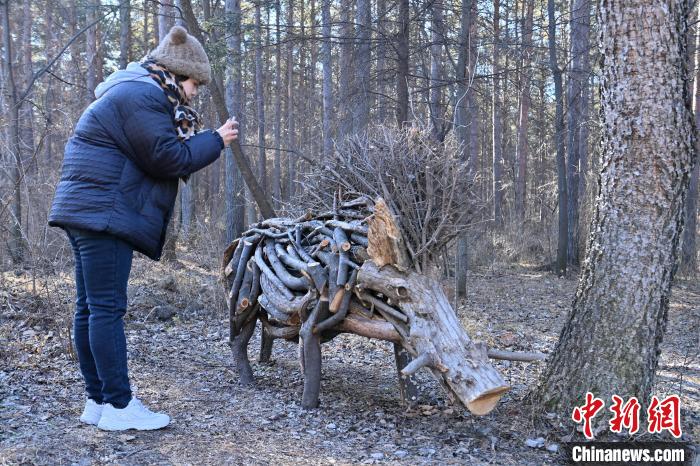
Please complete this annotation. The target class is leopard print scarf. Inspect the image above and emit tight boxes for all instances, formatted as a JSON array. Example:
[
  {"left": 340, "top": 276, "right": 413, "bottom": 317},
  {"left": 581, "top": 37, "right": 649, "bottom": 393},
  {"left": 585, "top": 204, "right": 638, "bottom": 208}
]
[{"left": 139, "top": 58, "right": 202, "bottom": 141}]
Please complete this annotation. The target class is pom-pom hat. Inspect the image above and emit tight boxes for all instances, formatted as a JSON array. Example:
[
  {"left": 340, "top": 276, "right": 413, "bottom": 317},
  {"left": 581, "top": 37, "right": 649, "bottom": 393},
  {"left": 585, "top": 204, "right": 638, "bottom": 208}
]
[{"left": 148, "top": 25, "right": 211, "bottom": 85}]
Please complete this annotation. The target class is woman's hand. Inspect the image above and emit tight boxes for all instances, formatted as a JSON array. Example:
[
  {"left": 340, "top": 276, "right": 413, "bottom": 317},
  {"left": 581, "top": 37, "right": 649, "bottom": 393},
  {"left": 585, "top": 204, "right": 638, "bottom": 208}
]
[{"left": 216, "top": 117, "right": 239, "bottom": 145}]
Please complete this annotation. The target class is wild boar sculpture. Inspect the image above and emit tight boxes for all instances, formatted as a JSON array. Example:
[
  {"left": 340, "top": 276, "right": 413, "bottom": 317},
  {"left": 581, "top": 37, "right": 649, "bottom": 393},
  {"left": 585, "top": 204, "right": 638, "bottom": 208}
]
[{"left": 221, "top": 196, "right": 509, "bottom": 415}]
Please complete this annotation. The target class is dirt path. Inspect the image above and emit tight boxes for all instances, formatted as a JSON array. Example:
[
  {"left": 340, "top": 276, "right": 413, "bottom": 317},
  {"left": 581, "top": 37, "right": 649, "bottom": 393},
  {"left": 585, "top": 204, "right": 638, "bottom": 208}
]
[{"left": 1, "top": 258, "right": 697, "bottom": 465}]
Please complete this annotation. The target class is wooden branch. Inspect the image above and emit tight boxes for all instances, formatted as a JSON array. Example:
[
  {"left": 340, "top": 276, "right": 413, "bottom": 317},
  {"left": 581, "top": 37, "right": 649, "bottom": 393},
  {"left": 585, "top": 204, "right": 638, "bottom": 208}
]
[
  {"left": 401, "top": 352, "right": 434, "bottom": 376},
  {"left": 334, "top": 314, "right": 400, "bottom": 342},
  {"left": 259, "top": 313, "right": 299, "bottom": 339},
  {"left": 350, "top": 232, "right": 369, "bottom": 247},
  {"left": 487, "top": 349, "right": 546, "bottom": 362},
  {"left": 229, "top": 239, "right": 256, "bottom": 309},
  {"left": 254, "top": 246, "right": 294, "bottom": 300},
  {"left": 359, "top": 293, "right": 409, "bottom": 323},
  {"left": 259, "top": 273, "right": 316, "bottom": 316},
  {"left": 314, "top": 269, "right": 358, "bottom": 334},
  {"left": 326, "top": 220, "right": 369, "bottom": 235}
]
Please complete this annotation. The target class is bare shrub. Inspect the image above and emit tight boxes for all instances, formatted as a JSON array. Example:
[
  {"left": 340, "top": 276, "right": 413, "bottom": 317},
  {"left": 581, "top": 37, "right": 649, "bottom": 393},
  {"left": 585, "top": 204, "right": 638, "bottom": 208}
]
[{"left": 296, "top": 123, "right": 479, "bottom": 273}]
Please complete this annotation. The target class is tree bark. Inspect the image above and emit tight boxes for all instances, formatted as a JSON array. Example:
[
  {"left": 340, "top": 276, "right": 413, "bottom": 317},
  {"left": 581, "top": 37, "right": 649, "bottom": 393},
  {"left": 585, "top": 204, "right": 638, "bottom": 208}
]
[
  {"left": 536, "top": 0, "right": 696, "bottom": 416},
  {"left": 547, "top": 0, "right": 568, "bottom": 275}
]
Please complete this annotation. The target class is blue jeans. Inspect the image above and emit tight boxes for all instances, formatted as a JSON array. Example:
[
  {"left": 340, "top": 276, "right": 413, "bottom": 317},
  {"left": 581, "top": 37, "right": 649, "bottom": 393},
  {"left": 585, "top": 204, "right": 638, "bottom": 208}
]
[{"left": 66, "top": 227, "right": 134, "bottom": 408}]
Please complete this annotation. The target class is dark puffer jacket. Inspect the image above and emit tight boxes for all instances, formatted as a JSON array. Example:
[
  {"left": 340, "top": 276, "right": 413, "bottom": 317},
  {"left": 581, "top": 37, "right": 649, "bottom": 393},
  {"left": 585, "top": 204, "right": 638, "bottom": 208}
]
[{"left": 48, "top": 76, "right": 224, "bottom": 260}]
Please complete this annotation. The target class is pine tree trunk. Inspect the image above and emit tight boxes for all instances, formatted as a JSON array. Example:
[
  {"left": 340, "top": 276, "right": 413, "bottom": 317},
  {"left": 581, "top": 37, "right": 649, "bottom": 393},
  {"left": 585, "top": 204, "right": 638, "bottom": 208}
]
[
  {"left": 536, "top": 0, "right": 696, "bottom": 415},
  {"left": 158, "top": 1, "right": 175, "bottom": 41},
  {"left": 547, "top": 0, "right": 567, "bottom": 275},
  {"left": 286, "top": 0, "right": 297, "bottom": 199},
  {"left": 254, "top": 0, "right": 267, "bottom": 198},
  {"left": 338, "top": 0, "right": 354, "bottom": 139},
  {"left": 515, "top": 0, "right": 534, "bottom": 224},
  {"left": 455, "top": 0, "right": 478, "bottom": 298},
  {"left": 353, "top": 0, "right": 370, "bottom": 134},
  {"left": 396, "top": 0, "right": 409, "bottom": 126},
  {"left": 492, "top": 0, "right": 503, "bottom": 226},
  {"left": 681, "top": 5, "right": 700, "bottom": 274},
  {"left": 20, "top": 0, "right": 35, "bottom": 174},
  {"left": 85, "top": 0, "right": 101, "bottom": 104},
  {"left": 224, "top": 0, "right": 247, "bottom": 241},
  {"left": 376, "top": 0, "right": 387, "bottom": 123},
  {"left": 321, "top": 0, "right": 333, "bottom": 161},
  {"left": 428, "top": 0, "right": 445, "bottom": 140},
  {"left": 2, "top": 1, "right": 24, "bottom": 264},
  {"left": 273, "top": 0, "right": 282, "bottom": 205},
  {"left": 566, "top": 0, "right": 591, "bottom": 266},
  {"left": 119, "top": 0, "right": 131, "bottom": 69}
]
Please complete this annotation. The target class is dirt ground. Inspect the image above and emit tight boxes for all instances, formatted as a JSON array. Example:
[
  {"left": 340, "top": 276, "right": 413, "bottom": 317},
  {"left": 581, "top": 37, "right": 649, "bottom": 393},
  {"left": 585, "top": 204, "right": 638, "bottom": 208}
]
[{"left": 1, "top": 252, "right": 698, "bottom": 465}]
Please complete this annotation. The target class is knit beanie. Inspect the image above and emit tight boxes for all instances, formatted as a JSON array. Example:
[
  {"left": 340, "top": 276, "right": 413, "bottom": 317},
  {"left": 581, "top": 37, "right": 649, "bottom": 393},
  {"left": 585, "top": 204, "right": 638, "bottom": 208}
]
[{"left": 148, "top": 25, "right": 211, "bottom": 85}]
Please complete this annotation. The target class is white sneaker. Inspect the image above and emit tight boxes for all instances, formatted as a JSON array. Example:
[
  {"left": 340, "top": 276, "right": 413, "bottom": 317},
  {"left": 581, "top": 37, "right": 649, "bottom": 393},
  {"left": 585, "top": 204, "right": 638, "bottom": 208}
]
[
  {"left": 79, "top": 399, "right": 104, "bottom": 425},
  {"left": 97, "top": 397, "right": 170, "bottom": 431}
]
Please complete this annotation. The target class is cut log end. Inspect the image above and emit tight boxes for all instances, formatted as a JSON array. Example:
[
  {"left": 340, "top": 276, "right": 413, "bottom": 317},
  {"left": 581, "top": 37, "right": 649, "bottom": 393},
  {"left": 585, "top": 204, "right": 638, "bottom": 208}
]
[{"left": 466, "top": 386, "right": 509, "bottom": 416}]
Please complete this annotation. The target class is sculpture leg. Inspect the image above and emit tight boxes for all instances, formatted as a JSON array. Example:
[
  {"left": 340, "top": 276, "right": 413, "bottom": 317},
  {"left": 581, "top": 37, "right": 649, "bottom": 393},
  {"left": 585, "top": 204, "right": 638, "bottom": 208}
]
[
  {"left": 394, "top": 343, "right": 419, "bottom": 405},
  {"left": 300, "top": 300, "right": 327, "bottom": 409},
  {"left": 230, "top": 317, "right": 256, "bottom": 385},
  {"left": 259, "top": 326, "right": 274, "bottom": 363}
]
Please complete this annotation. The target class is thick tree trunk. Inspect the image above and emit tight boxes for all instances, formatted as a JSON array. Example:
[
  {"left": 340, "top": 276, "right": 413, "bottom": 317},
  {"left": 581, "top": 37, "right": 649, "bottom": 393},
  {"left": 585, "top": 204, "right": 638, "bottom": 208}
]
[
  {"left": 536, "top": 0, "right": 696, "bottom": 415},
  {"left": 566, "top": 0, "right": 592, "bottom": 266},
  {"left": 547, "top": 0, "right": 568, "bottom": 276}
]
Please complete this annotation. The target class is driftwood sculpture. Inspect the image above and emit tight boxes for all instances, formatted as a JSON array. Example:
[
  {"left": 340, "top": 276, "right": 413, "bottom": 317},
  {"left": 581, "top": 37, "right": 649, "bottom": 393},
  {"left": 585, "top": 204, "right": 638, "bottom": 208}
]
[{"left": 221, "top": 196, "right": 512, "bottom": 415}]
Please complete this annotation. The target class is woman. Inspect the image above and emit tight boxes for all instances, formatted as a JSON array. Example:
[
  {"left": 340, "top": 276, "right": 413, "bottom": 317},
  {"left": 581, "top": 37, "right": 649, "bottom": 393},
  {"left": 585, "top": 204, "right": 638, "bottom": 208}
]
[{"left": 48, "top": 26, "right": 238, "bottom": 431}]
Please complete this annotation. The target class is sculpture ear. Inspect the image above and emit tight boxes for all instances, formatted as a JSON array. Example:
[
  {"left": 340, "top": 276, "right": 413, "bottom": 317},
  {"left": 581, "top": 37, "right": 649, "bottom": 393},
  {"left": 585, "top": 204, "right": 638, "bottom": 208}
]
[{"left": 367, "top": 198, "right": 411, "bottom": 271}]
